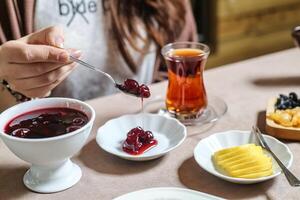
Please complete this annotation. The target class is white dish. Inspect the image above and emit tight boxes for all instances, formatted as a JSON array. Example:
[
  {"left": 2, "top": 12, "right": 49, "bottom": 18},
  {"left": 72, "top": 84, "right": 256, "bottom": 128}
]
[
  {"left": 113, "top": 187, "right": 224, "bottom": 200},
  {"left": 96, "top": 113, "right": 186, "bottom": 161},
  {"left": 0, "top": 98, "right": 95, "bottom": 193},
  {"left": 194, "top": 130, "right": 293, "bottom": 184}
]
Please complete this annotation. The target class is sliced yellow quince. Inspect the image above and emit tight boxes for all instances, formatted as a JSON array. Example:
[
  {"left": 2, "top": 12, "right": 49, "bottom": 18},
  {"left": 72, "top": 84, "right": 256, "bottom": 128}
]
[
  {"left": 213, "top": 144, "right": 273, "bottom": 179},
  {"left": 238, "top": 169, "right": 273, "bottom": 179}
]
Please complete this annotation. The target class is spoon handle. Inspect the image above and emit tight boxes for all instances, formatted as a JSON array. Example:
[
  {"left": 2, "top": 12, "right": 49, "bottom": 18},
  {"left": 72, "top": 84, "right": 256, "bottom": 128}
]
[
  {"left": 253, "top": 126, "right": 300, "bottom": 187},
  {"left": 69, "top": 55, "right": 116, "bottom": 85}
]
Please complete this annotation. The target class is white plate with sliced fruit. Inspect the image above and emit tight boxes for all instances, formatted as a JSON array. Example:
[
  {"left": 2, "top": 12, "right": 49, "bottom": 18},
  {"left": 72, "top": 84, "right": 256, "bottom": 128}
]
[{"left": 194, "top": 130, "right": 293, "bottom": 184}]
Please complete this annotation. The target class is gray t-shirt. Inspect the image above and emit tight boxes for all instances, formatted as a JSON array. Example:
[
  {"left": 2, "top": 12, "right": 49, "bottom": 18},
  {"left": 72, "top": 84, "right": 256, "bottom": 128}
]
[{"left": 34, "top": 0, "right": 156, "bottom": 100}]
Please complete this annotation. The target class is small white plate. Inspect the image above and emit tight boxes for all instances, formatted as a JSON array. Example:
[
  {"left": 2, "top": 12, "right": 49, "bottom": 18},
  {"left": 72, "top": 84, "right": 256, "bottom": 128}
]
[
  {"left": 113, "top": 187, "right": 224, "bottom": 200},
  {"left": 96, "top": 113, "right": 186, "bottom": 161},
  {"left": 194, "top": 130, "right": 293, "bottom": 184}
]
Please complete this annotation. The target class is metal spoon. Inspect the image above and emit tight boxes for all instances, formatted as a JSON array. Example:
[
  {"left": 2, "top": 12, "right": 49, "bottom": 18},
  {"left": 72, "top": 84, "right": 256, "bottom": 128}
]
[
  {"left": 252, "top": 126, "right": 300, "bottom": 186},
  {"left": 69, "top": 55, "right": 138, "bottom": 96},
  {"left": 69, "top": 55, "right": 117, "bottom": 85}
]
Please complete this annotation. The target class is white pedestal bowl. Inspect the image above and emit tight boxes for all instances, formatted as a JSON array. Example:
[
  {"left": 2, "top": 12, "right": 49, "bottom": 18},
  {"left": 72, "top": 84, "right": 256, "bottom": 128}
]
[{"left": 0, "top": 98, "right": 95, "bottom": 193}]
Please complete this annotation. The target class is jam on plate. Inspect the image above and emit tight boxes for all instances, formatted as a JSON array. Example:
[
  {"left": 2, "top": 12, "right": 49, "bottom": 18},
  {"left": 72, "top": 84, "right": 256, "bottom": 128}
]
[{"left": 123, "top": 126, "right": 157, "bottom": 155}]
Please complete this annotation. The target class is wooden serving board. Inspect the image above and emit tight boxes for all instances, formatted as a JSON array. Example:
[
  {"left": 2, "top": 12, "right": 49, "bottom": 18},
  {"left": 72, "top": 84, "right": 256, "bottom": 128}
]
[{"left": 266, "top": 98, "right": 300, "bottom": 141}]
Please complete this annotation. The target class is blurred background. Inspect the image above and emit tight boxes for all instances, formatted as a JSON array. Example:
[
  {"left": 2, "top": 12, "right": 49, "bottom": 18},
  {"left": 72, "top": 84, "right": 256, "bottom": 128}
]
[{"left": 191, "top": 0, "right": 300, "bottom": 68}]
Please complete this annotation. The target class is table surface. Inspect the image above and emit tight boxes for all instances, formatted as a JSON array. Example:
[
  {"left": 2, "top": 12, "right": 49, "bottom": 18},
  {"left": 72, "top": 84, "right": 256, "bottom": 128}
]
[{"left": 1, "top": 48, "right": 300, "bottom": 200}]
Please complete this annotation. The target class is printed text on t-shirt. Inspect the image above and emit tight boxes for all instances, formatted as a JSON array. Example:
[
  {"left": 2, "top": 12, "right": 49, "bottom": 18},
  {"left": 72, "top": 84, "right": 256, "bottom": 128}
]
[{"left": 58, "top": 0, "right": 97, "bottom": 26}]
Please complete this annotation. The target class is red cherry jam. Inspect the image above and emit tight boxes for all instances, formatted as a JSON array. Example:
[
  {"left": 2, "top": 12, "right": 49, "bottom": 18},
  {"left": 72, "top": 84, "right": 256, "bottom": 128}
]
[
  {"left": 4, "top": 108, "right": 88, "bottom": 139},
  {"left": 117, "top": 79, "right": 151, "bottom": 98},
  {"left": 123, "top": 126, "right": 157, "bottom": 155}
]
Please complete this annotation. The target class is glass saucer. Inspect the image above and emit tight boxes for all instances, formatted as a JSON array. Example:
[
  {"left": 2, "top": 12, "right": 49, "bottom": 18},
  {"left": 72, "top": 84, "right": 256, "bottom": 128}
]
[{"left": 142, "top": 95, "right": 228, "bottom": 126}]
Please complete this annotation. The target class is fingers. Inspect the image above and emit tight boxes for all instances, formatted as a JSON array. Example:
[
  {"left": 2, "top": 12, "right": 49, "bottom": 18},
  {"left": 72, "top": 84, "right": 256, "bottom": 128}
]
[
  {"left": 9, "top": 63, "right": 76, "bottom": 98},
  {"left": 4, "top": 49, "right": 81, "bottom": 78},
  {"left": 27, "top": 65, "right": 74, "bottom": 98},
  {"left": 10, "top": 63, "right": 76, "bottom": 91},
  {"left": 44, "top": 91, "right": 52, "bottom": 97},
  {"left": 21, "top": 26, "right": 64, "bottom": 48},
  {"left": 2, "top": 26, "right": 68, "bottom": 64},
  {"left": 0, "top": 26, "right": 81, "bottom": 98},
  {"left": 2, "top": 41, "right": 69, "bottom": 64}
]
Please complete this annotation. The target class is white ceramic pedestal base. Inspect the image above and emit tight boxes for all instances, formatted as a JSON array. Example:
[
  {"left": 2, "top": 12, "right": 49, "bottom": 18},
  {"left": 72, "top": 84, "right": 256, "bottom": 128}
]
[{"left": 23, "top": 159, "right": 82, "bottom": 193}]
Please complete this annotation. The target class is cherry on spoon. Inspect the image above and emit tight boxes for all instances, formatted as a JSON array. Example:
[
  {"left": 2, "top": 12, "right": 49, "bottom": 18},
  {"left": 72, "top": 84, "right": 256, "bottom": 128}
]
[{"left": 69, "top": 55, "right": 150, "bottom": 98}]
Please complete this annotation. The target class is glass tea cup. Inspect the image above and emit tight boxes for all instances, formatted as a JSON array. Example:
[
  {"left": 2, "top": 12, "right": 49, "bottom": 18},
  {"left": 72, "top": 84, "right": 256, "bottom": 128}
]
[{"left": 161, "top": 42, "right": 210, "bottom": 123}]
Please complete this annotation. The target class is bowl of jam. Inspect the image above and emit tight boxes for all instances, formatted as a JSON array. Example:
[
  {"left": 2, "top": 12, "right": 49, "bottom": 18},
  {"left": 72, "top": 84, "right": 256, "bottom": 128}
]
[{"left": 0, "top": 98, "right": 95, "bottom": 193}]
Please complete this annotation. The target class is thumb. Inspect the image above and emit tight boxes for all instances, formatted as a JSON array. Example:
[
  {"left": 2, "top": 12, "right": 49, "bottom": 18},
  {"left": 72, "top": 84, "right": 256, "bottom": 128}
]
[{"left": 20, "top": 26, "right": 64, "bottom": 48}]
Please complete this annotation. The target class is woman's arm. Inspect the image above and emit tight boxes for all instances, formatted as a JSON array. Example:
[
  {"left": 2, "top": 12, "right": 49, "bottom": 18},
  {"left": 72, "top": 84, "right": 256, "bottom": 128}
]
[{"left": 0, "top": 26, "right": 81, "bottom": 112}]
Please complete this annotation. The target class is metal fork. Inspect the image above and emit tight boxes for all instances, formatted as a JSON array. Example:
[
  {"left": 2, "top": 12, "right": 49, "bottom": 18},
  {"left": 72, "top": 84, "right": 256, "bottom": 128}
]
[{"left": 252, "top": 126, "right": 300, "bottom": 186}]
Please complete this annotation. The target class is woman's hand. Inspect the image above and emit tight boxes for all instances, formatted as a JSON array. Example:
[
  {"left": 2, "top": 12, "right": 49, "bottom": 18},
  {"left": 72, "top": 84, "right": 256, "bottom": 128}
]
[{"left": 0, "top": 26, "right": 81, "bottom": 98}]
